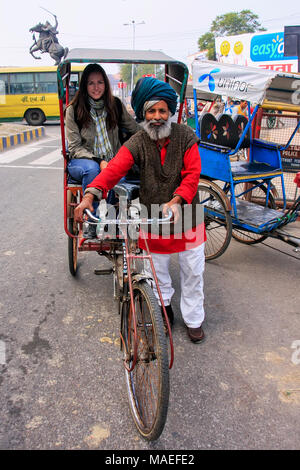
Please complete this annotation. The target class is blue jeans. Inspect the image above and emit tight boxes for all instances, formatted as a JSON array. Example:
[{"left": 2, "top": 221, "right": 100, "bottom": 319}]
[
  {"left": 67, "top": 158, "right": 139, "bottom": 215},
  {"left": 67, "top": 158, "right": 116, "bottom": 215}
]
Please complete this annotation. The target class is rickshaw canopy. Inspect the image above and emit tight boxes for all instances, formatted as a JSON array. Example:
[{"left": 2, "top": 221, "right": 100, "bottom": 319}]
[
  {"left": 57, "top": 47, "right": 189, "bottom": 101},
  {"left": 185, "top": 84, "right": 218, "bottom": 102},
  {"left": 192, "top": 60, "right": 300, "bottom": 108}
]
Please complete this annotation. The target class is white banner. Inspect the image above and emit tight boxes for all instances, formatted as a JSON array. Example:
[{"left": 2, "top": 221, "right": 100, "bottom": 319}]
[{"left": 192, "top": 60, "right": 277, "bottom": 104}]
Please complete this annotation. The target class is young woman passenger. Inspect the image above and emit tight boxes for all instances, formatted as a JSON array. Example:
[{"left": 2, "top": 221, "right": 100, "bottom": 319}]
[{"left": 65, "top": 63, "right": 140, "bottom": 237}]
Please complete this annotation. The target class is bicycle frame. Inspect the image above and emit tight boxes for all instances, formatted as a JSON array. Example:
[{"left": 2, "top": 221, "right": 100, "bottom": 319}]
[{"left": 84, "top": 209, "right": 175, "bottom": 370}]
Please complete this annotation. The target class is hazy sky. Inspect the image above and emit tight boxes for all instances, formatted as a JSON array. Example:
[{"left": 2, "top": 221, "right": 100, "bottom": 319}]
[{"left": 1, "top": 0, "right": 300, "bottom": 70}]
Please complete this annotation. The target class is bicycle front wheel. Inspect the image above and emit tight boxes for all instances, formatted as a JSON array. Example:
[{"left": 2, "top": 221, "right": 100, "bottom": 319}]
[
  {"left": 123, "top": 280, "right": 169, "bottom": 441},
  {"left": 198, "top": 184, "right": 232, "bottom": 260}
]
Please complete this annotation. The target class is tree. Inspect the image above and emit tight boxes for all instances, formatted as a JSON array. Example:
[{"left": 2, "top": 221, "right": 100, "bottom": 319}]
[
  {"left": 211, "top": 10, "right": 266, "bottom": 36},
  {"left": 198, "top": 32, "right": 216, "bottom": 61},
  {"left": 120, "top": 64, "right": 164, "bottom": 88},
  {"left": 198, "top": 10, "right": 266, "bottom": 60}
]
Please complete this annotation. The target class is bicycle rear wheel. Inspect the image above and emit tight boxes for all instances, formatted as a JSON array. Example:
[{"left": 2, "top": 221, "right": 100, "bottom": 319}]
[{"left": 123, "top": 280, "right": 169, "bottom": 441}]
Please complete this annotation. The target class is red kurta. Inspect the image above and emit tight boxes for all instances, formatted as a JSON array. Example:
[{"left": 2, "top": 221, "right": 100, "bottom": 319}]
[{"left": 87, "top": 139, "right": 206, "bottom": 253}]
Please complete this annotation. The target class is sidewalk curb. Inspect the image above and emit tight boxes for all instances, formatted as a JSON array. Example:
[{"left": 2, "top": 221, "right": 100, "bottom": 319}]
[{"left": 0, "top": 127, "right": 45, "bottom": 151}]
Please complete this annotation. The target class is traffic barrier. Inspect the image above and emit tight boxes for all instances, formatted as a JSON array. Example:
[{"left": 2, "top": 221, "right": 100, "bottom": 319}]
[{"left": 0, "top": 126, "right": 45, "bottom": 151}]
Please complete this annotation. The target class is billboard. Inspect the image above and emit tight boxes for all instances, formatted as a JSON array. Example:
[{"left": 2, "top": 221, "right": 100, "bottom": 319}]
[{"left": 215, "top": 31, "right": 298, "bottom": 73}]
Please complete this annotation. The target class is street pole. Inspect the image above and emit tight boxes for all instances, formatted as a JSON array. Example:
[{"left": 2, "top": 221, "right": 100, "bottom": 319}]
[{"left": 123, "top": 20, "right": 145, "bottom": 93}]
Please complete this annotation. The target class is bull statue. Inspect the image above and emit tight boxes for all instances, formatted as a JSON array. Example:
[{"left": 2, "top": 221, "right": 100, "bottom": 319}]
[{"left": 29, "top": 14, "right": 68, "bottom": 66}]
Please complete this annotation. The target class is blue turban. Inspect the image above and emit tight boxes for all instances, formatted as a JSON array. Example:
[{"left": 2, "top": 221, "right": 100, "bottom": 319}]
[{"left": 131, "top": 77, "right": 178, "bottom": 122}]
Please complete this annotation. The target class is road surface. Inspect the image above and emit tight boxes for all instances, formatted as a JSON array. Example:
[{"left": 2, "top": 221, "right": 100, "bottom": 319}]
[{"left": 0, "top": 123, "right": 300, "bottom": 450}]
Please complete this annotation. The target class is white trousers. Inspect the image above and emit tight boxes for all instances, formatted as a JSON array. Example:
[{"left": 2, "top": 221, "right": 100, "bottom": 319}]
[{"left": 143, "top": 243, "right": 205, "bottom": 328}]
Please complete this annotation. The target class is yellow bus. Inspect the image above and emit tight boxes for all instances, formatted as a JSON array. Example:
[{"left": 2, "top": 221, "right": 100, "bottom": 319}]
[{"left": 0, "top": 65, "right": 85, "bottom": 126}]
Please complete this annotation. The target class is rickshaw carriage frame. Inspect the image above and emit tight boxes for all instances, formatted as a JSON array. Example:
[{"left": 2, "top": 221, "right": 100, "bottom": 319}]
[{"left": 190, "top": 59, "right": 300, "bottom": 260}]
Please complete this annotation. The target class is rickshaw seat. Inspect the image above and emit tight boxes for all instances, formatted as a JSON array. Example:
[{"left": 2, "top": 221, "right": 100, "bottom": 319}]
[
  {"left": 198, "top": 113, "right": 250, "bottom": 149},
  {"left": 233, "top": 115, "right": 250, "bottom": 148},
  {"left": 218, "top": 114, "right": 239, "bottom": 148},
  {"left": 231, "top": 161, "right": 282, "bottom": 180},
  {"left": 252, "top": 139, "right": 281, "bottom": 150},
  {"left": 199, "top": 140, "right": 232, "bottom": 153}
]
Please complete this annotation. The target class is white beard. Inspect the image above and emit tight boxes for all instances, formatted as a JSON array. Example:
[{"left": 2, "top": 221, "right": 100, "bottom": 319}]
[{"left": 141, "top": 116, "right": 172, "bottom": 141}]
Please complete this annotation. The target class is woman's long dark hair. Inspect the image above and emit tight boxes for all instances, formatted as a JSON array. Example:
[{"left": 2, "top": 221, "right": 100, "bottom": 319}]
[{"left": 69, "top": 63, "right": 118, "bottom": 129}]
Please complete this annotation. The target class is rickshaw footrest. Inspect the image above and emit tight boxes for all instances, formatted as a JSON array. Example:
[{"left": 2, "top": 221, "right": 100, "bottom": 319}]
[{"left": 94, "top": 268, "right": 113, "bottom": 275}]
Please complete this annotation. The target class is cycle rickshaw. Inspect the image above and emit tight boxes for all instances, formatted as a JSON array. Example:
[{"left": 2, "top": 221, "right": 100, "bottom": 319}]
[
  {"left": 190, "top": 60, "right": 300, "bottom": 260},
  {"left": 57, "top": 48, "right": 189, "bottom": 441}
]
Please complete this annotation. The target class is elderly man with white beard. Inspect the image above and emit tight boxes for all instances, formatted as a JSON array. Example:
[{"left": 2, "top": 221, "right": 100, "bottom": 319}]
[{"left": 74, "top": 77, "right": 207, "bottom": 343}]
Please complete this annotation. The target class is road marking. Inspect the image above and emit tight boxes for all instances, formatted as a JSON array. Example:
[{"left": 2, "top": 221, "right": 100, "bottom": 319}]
[
  {"left": 30, "top": 148, "right": 62, "bottom": 165},
  {"left": 0, "top": 136, "right": 61, "bottom": 166},
  {"left": 0, "top": 136, "right": 58, "bottom": 162},
  {"left": 0, "top": 147, "right": 43, "bottom": 163},
  {"left": 0, "top": 165, "right": 61, "bottom": 170}
]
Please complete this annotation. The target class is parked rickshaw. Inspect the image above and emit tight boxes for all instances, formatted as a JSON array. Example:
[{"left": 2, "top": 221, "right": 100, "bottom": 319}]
[
  {"left": 57, "top": 48, "right": 189, "bottom": 440},
  {"left": 191, "top": 60, "right": 300, "bottom": 260}
]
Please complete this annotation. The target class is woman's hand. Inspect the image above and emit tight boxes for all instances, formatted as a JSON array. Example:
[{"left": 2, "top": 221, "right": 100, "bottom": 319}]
[
  {"left": 74, "top": 193, "right": 94, "bottom": 223},
  {"left": 100, "top": 160, "right": 108, "bottom": 171}
]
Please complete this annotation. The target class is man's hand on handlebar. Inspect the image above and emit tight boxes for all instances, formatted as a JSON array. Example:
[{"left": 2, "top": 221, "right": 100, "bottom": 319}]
[
  {"left": 163, "top": 195, "right": 183, "bottom": 223},
  {"left": 74, "top": 193, "right": 95, "bottom": 223}
]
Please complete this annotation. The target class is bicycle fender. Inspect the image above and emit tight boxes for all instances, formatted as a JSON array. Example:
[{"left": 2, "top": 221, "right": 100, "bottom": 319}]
[{"left": 131, "top": 273, "right": 151, "bottom": 284}]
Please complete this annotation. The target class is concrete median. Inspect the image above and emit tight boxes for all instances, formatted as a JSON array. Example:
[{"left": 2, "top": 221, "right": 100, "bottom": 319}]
[{"left": 0, "top": 123, "right": 45, "bottom": 151}]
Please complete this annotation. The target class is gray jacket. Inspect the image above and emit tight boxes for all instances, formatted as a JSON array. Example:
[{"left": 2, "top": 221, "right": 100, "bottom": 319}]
[{"left": 65, "top": 100, "right": 140, "bottom": 160}]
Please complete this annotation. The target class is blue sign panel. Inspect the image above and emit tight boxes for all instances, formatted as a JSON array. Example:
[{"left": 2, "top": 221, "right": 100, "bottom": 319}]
[{"left": 250, "top": 32, "right": 297, "bottom": 62}]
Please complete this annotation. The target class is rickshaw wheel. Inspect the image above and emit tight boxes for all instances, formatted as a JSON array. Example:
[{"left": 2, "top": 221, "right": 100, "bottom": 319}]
[
  {"left": 230, "top": 182, "right": 276, "bottom": 244},
  {"left": 68, "top": 193, "right": 79, "bottom": 276},
  {"left": 198, "top": 184, "right": 232, "bottom": 260},
  {"left": 68, "top": 217, "right": 79, "bottom": 276},
  {"left": 123, "top": 281, "right": 169, "bottom": 441}
]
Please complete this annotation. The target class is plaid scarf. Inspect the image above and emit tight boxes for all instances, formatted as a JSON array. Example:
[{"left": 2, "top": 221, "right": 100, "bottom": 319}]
[{"left": 89, "top": 98, "right": 113, "bottom": 161}]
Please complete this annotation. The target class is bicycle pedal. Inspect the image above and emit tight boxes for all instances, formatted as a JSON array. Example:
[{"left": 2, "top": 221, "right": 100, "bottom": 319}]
[{"left": 94, "top": 268, "right": 113, "bottom": 275}]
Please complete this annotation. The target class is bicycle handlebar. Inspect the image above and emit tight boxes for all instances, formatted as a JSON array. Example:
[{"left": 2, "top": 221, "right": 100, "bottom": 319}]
[{"left": 83, "top": 208, "right": 173, "bottom": 225}]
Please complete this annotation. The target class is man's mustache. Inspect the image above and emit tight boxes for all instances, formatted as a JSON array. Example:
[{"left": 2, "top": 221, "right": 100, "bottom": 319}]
[{"left": 148, "top": 119, "right": 166, "bottom": 125}]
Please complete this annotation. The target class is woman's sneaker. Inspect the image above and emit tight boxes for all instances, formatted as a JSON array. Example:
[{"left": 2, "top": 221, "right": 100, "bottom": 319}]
[{"left": 83, "top": 224, "right": 97, "bottom": 239}]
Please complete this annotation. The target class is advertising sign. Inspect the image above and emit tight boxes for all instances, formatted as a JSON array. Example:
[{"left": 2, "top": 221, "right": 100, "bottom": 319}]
[
  {"left": 192, "top": 60, "right": 277, "bottom": 104},
  {"left": 215, "top": 31, "right": 298, "bottom": 73}
]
